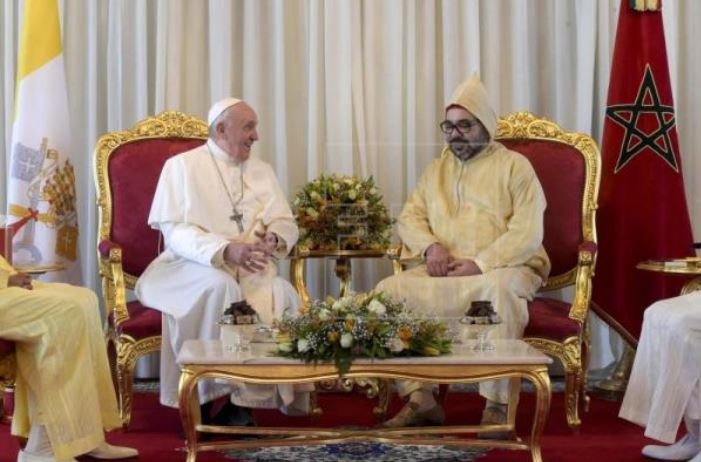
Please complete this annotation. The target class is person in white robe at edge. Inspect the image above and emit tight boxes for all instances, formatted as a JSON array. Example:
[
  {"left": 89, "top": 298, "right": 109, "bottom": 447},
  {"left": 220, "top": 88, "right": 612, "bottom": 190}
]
[
  {"left": 375, "top": 76, "right": 550, "bottom": 435},
  {"left": 135, "top": 97, "right": 311, "bottom": 426},
  {"left": 619, "top": 289, "right": 701, "bottom": 462}
]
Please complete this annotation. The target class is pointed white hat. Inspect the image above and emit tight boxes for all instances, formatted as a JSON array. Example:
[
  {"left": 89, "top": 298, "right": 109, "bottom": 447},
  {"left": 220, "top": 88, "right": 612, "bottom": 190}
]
[
  {"left": 207, "top": 97, "right": 243, "bottom": 126},
  {"left": 447, "top": 75, "right": 497, "bottom": 139}
]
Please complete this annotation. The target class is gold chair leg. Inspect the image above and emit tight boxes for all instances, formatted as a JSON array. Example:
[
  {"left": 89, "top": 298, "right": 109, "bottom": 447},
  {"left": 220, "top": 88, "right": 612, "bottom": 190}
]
[
  {"left": 564, "top": 368, "right": 581, "bottom": 429},
  {"left": 115, "top": 339, "right": 137, "bottom": 430}
]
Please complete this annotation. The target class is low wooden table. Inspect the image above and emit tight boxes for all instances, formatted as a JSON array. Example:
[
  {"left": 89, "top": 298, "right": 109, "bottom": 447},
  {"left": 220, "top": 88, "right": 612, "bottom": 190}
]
[{"left": 177, "top": 339, "right": 552, "bottom": 462}]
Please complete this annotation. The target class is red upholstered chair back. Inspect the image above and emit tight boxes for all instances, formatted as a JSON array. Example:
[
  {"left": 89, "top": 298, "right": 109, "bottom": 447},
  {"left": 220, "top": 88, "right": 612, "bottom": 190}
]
[
  {"left": 500, "top": 140, "right": 584, "bottom": 279},
  {"left": 94, "top": 112, "right": 208, "bottom": 287},
  {"left": 107, "top": 138, "right": 204, "bottom": 277},
  {"left": 495, "top": 113, "right": 600, "bottom": 290}
]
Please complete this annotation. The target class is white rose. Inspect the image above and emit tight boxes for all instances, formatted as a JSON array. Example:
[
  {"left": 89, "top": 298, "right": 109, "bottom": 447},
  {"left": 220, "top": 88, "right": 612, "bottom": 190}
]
[
  {"left": 348, "top": 190, "right": 357, "bottom": 200},
  {"left": 278, "top": 342, "right": 293, "bottom": 353},
  {"left": 367, "top": 299, "right": 387, "bottom": 316},
  {"left": 317, "top": 308, "right": 331, "bottom": 321},
  {"left": 387, "top": 336, "right": 404, "bottom": 353},
  {"left": 310, "top": 191, "right": 321, "bottom": 200},
  {"left": 297, "top": 338, "right": 311, "bottom": 353},
  {"left": 340, "top": 333, "right": 354, "bottom": 348},
  {"left": 306, "top": 208, "right": 319, "bottom": 218}
]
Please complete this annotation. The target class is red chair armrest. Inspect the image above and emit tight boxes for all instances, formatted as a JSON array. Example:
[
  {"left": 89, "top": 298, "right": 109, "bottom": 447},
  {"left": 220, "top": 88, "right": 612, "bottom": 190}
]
[
  {"left": 98, "top": 239, "right": 122, "bottom": 259},
  {"left": 578, "top": 240, "right": 597, "bottom": 256}
]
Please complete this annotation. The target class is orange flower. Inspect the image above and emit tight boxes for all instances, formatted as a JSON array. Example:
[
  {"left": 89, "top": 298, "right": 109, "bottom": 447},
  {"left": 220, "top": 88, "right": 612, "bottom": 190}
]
[
  {"left": 398, "top": 326, "right": 413, "bottom": 341},
  {"left": 327, "top": 331, "right": 339, "bottom": 342},
  {"left": 344, "top": 319, "right": 355, "bottom": 331}
]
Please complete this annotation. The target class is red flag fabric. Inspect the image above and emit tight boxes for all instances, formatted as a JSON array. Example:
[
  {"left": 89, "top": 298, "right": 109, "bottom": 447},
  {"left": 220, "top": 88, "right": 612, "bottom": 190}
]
[{"left": 592, "top": 0, "right": 694, "bottom": 344}]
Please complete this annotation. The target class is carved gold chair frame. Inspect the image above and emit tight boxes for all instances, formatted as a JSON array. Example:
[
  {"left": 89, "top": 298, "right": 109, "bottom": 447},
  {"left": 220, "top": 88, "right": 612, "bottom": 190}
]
[
  {"left": 0, "top": 352, "right": 15, "bottom": 423},
  {"left": 94, "top": 111, "right": 208, "bottom": 428},
  {"left": 387, "top": 111, "right": 601, "bottom": 429}
]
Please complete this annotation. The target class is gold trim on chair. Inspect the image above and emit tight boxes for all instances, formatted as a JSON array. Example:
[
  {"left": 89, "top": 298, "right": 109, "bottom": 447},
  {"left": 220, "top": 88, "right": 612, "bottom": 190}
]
[
  {"left": 385, "top": 112, "right": 601, "bottom": 430},
  {"left": 0, "top": 352, "right": 16, "bottom": 424},
  {"left": 93, "top": 111, "right": 208, "bottom": 428},
  {"left": 498, "top": 112, "right": 601, "bottom": 429}
]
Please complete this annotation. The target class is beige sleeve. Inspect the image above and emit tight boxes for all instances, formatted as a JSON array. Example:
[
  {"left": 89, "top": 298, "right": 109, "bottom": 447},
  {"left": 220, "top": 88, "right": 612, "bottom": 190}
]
[
  {"left": 397, "top": 168, "right": 438, "bottom": 258},
  {"left": 474, "top": 160, "right": 546, "bottom": 272}
]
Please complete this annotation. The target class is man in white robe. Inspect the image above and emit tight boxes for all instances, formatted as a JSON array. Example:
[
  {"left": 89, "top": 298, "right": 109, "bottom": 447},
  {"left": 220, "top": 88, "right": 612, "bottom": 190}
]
[
  {"left": 136, "top": 98, "right": 310, "bottom": 424},
  {"left": 0, "top": 256, "right": 137, "bottom": 462},
  {"left": 620, "top": 290, "right": 701, "bottom": 461},
  {"left": 377, "top": 76, "right": 550, "bottom": 430}
]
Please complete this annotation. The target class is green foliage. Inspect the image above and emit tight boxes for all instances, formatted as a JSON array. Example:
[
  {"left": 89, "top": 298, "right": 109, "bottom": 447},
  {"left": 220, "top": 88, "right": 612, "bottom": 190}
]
[
  {"left": 273, "top": 291, "right": 452, "bottom": 375},
  {"left": 293, "top": 174, "right": 394, "bottom": 250}
]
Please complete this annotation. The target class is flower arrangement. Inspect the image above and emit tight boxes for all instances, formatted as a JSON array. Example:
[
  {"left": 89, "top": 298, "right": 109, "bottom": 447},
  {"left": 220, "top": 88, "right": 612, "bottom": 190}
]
[
  {"left": 292, "top": 174, "right": 394, "bottom": 250},
  {"left": 273, "top": 291, "right": 452, "bottom": 375}
]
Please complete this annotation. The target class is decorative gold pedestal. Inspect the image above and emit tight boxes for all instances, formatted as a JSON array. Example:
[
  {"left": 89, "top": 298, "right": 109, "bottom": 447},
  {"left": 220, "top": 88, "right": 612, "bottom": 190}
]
[
  {"left": 289, "top": 247, "right": 388, "bottom": 306},
  {"left": 593, "top": 345, "right": 635, "bottom": 399}
]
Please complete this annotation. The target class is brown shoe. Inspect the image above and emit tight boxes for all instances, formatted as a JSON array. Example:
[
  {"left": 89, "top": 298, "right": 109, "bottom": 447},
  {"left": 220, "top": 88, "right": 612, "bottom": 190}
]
[
  {"left": 381, "top": 401, "right": 445, "bottom": 428},
  {"left": 477, "top": 405, "right": 509, "bottom": 440}
]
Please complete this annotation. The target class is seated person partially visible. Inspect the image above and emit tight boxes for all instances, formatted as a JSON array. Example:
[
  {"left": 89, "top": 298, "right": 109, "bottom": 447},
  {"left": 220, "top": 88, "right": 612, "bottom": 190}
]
[
  {"left": 0, "top": 255, "right": 138, "bottom": 462},
  {"left": 620, "top": 290, "right": 701, "bottom": 462}
]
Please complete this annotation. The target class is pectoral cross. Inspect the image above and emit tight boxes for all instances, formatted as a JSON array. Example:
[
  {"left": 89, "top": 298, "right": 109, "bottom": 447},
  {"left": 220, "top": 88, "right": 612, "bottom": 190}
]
[
  {"left": 229, "top": 207, "right": 243, "bottom": 234},
  {"left": 230, "top": 208, "right": 244, "bottom": 233}
]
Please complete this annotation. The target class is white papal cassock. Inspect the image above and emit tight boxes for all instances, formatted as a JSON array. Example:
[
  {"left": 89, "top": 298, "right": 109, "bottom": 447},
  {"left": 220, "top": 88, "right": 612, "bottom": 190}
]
[
  {"left": 620, "top": 290, "right": 701, "bottom": 443},
  {"left": 136, "top": 139, "right": 311, "bottom": 412}
]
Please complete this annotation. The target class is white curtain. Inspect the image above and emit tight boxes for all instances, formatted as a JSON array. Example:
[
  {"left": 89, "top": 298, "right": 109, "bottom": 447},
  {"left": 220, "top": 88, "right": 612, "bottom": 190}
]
[{"left": 2, "top": 0, "right": 700, "bottom": 369}]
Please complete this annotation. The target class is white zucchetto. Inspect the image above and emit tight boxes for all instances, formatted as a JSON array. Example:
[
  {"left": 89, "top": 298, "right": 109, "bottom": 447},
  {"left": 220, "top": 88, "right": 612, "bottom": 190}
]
[{"left": 207, "top": 97, "right": 243, "bottom": 126}]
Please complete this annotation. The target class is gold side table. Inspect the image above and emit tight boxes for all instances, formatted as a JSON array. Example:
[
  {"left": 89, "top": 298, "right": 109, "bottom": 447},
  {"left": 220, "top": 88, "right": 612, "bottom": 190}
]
[
  {"left": 636, "top": 257, "right": 701, "bottom": 295},
  {"left": 289, "top": 247, "right": 388, "bottom": 306}
]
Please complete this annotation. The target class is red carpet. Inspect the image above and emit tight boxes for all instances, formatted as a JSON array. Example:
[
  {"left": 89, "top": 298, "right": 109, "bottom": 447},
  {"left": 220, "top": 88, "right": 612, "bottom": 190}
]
[{"left": 0, "top": 391, "right": 668, "bottom": 461}]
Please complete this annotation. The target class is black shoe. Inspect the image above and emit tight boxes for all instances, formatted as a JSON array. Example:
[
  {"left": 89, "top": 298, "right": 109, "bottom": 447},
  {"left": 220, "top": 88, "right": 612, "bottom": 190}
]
[{"left": 212, "top": 402, "right": 256, "bottom": 427}]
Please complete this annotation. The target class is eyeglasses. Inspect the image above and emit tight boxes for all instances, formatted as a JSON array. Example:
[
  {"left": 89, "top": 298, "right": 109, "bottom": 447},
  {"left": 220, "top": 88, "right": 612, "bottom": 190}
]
[{"left": 439, "top": 119, "right": 480, "bottom": 135}]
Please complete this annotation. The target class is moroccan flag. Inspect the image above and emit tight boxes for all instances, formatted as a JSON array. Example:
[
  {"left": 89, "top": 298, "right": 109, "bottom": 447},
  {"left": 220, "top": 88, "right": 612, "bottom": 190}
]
[
  {"left": 592, "top": 0, "right": 694, "bottom": 344},
  {"left": 6, "top": 0, "right": 81, "bottom": 283}
]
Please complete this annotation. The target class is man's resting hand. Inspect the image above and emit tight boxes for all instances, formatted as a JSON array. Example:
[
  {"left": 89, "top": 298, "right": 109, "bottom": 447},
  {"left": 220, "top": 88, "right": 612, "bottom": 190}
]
[
  {"left": 425, "top": 243, "right": 453, "bottom": 277},
  {"left": 224, "top": 242, "right": 269, "bottom": 273}
]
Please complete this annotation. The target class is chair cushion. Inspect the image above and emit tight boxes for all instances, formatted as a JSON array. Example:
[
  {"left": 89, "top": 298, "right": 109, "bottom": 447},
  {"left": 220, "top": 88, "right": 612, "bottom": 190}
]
[
  {"left": 112, "top": 301, "right": 162, "bottom": 340},
  {"left": 108, "top": 138, "right": 205, "bottom": 277},
  {"left": 523, "top": 297, "right": 582, "bottom": 342},
  {"left": 500, "top": 139, "right": 585, "bottom": 278}
]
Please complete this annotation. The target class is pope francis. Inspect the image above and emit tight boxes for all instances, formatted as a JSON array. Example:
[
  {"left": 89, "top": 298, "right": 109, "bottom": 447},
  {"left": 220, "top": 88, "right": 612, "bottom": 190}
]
[
  {"left": 377, "top": 76, "right": 550, "bottom": 430},
  {"left": 135, "top": 98, "right": 310, "bottom": 425},
  {"left": 0, "top": 256, "right": 137, "bottom": 462}
]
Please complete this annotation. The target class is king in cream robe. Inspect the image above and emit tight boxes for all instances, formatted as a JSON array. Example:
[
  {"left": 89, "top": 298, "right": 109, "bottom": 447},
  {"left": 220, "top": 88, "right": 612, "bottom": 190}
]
[
  {"left": 0, "top": 256, "right": 121, "bottom": 460},
  {"left": 377, "top": 76, "right": 550, "bottom": 405},
  {"left": 620, "top": 290, "right": 701, "bottom": 443},
  {"left": 136, "top": 139, "right": 310, "bottom": 412}
]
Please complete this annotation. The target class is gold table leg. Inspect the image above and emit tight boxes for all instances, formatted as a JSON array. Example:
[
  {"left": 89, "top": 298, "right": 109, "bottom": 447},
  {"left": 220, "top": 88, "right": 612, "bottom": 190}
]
[{"left": 335, "top": 257, "right": 352, "bottom": 297}]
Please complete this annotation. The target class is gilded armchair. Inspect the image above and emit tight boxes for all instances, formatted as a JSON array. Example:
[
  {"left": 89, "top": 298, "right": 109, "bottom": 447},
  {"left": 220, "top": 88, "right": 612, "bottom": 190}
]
[
  {"left": 388, "top": 112, "right": 601, "bottom": 429},
  {"left": 93, "top": 111, "right": 208, "bottom": 428}
]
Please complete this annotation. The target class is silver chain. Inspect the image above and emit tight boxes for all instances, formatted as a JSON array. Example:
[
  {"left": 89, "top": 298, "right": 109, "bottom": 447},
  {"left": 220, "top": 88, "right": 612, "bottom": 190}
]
[{"left": 207, "top": 145, "right": 244, "bottom": 212}]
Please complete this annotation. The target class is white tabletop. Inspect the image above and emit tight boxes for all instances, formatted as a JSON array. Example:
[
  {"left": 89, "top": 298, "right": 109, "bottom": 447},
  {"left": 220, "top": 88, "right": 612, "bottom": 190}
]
[{"left": 177, "top": 339, "right": 552, "bottom": 366}]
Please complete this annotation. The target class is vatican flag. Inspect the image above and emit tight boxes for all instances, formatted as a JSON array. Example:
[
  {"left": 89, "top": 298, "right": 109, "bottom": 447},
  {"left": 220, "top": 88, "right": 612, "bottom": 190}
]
[{"left": 6, "top": 0, "right": 81, "bottom": 283}]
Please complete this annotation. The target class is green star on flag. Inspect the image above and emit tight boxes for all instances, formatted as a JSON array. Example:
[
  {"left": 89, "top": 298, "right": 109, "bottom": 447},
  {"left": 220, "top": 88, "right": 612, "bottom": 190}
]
[{"left": 606, "top": 65, "right": 677, "bottom": 173}]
